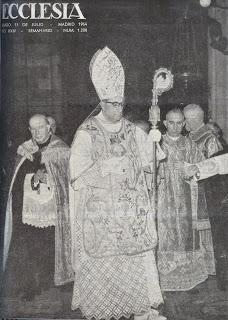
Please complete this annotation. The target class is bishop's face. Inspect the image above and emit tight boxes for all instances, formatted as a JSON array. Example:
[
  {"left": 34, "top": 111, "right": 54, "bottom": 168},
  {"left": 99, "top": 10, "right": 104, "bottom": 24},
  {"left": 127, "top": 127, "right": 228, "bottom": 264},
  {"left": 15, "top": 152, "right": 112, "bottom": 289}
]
[{"left": 101, "top": 99, "right": 124, "bottom": 123}]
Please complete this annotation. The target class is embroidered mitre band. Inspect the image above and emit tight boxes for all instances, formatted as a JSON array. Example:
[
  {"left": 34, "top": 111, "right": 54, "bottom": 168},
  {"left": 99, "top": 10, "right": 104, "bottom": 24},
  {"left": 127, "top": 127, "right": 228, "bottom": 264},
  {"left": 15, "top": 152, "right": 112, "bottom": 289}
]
[{"left": 89, "top": 46, "right": 125, "bottom": 101}]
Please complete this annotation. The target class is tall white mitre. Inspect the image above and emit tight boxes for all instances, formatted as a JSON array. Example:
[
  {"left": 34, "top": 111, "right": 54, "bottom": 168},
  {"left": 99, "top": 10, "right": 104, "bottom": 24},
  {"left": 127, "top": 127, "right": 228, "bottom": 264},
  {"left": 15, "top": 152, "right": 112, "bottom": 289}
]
[{"left": 89, "top": 46, "right": 125, "bottom": 102}]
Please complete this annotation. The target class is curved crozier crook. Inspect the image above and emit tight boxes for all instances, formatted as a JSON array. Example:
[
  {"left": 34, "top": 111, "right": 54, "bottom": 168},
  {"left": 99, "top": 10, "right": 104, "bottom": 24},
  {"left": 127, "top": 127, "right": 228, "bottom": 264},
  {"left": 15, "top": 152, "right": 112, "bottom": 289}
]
[{"left": 153, "top": 68, "right": 174, "bottom": 96}]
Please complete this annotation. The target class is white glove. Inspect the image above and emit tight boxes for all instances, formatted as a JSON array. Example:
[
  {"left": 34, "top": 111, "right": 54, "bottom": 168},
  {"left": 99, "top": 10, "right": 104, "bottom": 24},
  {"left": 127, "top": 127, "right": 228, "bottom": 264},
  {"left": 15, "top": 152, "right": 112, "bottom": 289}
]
[{"left": 148, "top": 129, "right": 162, "bottom": 142}]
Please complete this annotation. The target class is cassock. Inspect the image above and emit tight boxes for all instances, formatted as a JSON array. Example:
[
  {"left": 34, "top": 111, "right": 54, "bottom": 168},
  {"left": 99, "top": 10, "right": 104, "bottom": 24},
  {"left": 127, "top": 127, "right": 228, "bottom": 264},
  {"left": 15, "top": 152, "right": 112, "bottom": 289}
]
[{"left": 2, "top": 135, "right": 73, "bottom": 299}]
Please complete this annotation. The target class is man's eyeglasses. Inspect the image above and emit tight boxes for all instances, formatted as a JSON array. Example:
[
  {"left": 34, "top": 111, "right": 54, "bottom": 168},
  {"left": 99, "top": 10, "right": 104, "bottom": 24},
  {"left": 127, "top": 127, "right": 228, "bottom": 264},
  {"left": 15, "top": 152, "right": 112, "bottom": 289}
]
[{"left": 167, "top": 121, "right": 184, "bottom": 126}]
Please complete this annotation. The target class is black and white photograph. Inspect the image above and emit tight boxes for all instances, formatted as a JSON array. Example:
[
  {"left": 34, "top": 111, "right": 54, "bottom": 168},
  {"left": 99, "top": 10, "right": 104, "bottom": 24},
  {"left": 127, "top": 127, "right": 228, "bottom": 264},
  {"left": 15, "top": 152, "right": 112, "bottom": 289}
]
[{"left": 0, "top": 1, "right": 228, "bottom": 319}]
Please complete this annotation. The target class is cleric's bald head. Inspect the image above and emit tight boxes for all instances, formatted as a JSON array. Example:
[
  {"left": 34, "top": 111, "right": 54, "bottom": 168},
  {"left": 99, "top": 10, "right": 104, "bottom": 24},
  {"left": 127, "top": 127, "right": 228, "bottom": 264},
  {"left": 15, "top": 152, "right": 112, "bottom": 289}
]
[
  {"left": 29, "top": 114, "right": 49, "bottom": 127},
  {"left": 183, "top": 104, "right": 205, "bottom": 132},
  {"left": 29, "top": 114, "right": 51, "bottom": 144},
  {"left": 183, "top": 104, "right": 204, "bottom": 119},
  {"left": 166, "top": 108, "right": 184, "bottom": 121}
]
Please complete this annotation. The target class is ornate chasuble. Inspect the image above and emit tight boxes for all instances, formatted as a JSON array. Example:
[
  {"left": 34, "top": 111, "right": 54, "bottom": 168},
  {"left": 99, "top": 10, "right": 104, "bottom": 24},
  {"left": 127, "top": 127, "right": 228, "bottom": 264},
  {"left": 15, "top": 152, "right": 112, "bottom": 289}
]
[
  {"left": 188, "top": 124, "right": 224, "bottom": 226},
  {"left": 189, "top": 124, "right": 223, "bottom": 159},
  {"left": 78, "top": 117, "right": 157, "bottom": 258},
  {"left": 190, "top": 124, "right": 223, "bottom": 217},
  {"left": 157, "top": 135, "right": 213, "bottom": 291},
  {"left": 158, "top": 135, "right": 197, "bottom": 250},
  {"left": 189, "top": 123, "right": 224, "bottom": 225}
]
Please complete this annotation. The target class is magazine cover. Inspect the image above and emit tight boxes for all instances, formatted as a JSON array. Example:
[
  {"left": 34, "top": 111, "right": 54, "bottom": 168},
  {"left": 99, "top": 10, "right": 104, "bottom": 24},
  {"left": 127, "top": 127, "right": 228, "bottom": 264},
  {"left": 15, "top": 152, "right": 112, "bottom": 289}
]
[{"left": 1, "top": 0, "right": 228, "bottom": 319}]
